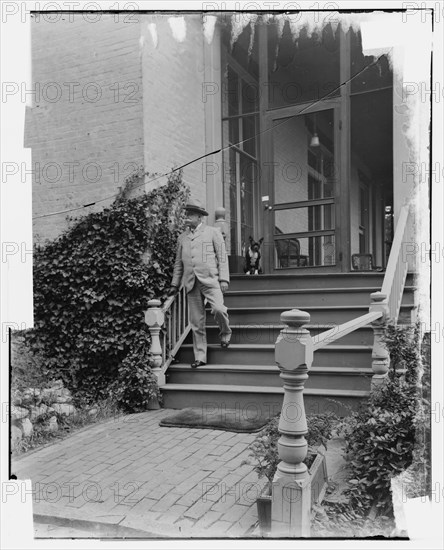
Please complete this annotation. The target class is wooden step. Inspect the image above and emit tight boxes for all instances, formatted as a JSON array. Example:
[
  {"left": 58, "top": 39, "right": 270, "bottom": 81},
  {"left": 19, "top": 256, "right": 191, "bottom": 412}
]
[
  {"left": 166, "top": 364, "right": 373, "bottom": 391},
  {"left": 199, "top": 324, "right": 375, "bottom": 346},
  {"left": 176, "top": 343, "right": 373, "bottom": 368},
  {"left": 212, "top": 304, "right": 416, "bottom": 325},
  {"left": 223, "top": 286, "right": 416, "bottom": 308},
  {"left": 160, "top": 383, "right": 369, "bottom": 415},
  {"left": 162, "top": 273, "right": 417, "bottom": 415},
  {"left": 229, "top": 272, "right": 418, "bottom": 291}
]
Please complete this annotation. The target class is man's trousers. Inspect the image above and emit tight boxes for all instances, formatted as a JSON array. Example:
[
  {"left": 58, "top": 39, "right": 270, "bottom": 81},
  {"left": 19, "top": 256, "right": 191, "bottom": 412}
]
[{"left": 187, "top": 279, "right": 232, "bottom": 363}]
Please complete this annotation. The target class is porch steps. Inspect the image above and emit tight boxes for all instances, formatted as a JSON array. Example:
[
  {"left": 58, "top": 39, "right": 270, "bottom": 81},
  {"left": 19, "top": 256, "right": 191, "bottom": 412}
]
[
  {"left": 160, "top": 383, "right": 368, "bottom": 416},
  {"left": 160, "top": 273, "right": 417, "bottom": 415},
  {"left": 166, "top": 364, "right": 373, "bottom": 391},
  {"left": 176, "top": 343, "right": 373, "bottom": 368},
  {"left": 204, "top": 324, "right": 374, "bottom": 346},
  {"left": 205, "top": 303, "right": 416, "bottom": 325},
  {"left": 223, "top": 286, "right": 412, "bottom": 307},
  {"left": 228, "top": 272, "right": 388, "bottom": 290}
]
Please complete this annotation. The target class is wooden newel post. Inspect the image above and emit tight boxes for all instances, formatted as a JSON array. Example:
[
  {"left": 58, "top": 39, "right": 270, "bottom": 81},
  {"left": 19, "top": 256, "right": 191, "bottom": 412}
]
[
  {"left": 272, "top": 309, "right": 313, "bottom": 537},
  {"left": 145, "top": 299, "right": 166, "bottom": 386},
  {"left": 214, "top": 206, "right": 227, "bottom": 241},
  {"left": 369, "top": 291, "right": 390, "bottom": 389}
]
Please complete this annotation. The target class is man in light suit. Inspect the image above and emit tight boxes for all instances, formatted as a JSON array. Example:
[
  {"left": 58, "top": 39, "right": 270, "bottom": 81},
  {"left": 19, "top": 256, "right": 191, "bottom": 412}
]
[{"left": 168, "top": 199, "right": 232, "bottom": 368}]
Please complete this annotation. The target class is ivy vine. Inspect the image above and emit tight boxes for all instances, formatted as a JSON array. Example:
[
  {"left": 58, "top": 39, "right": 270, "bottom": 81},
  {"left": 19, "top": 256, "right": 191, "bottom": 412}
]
[{"left": 29, "top": 169, "right": 189, "bottom": 407}]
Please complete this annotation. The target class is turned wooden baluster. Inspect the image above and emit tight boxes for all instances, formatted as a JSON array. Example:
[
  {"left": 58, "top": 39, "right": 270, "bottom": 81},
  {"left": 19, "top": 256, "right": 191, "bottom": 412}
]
[
  {"left": 370, "top": 291, "right": 390, "bottom": 388},
  {"left": 145, "top": 299, "right": 166, "bottom": 386},
  {"left": 272, "top": 309, "right": 313, "bottom": 537}
]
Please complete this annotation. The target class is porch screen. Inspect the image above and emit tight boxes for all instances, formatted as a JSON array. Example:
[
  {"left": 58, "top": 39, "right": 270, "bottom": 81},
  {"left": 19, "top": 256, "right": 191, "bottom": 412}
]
[
  {"left": 273, "top": 109, "right": 336, "bottom": 268},
  {"left": 267, "top": 22, "right": 340, "bottom": 109}
]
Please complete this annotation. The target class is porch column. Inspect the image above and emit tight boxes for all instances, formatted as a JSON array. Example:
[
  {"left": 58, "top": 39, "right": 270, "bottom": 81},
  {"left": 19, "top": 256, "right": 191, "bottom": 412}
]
[
  {"left": 272, "top": 309, "right": 313, "bottom": 537},
  {"left": 338, "top": 27, "right": 352, "bottom": 271},
  {"left": 369, "top": 291, "right": 390, "bottom": 388},
  {"left": 203, "top": 22, "right": 222, "bottom": 225}
]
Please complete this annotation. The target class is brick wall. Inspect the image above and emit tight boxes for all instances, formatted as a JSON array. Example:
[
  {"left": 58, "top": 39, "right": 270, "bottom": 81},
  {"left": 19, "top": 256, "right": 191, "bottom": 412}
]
[
  {"left": 140, "top": 15, "right": 207, "bottom": 203},
  {"left": 27, "top": 15, "right": 144, "bottom": 243}
]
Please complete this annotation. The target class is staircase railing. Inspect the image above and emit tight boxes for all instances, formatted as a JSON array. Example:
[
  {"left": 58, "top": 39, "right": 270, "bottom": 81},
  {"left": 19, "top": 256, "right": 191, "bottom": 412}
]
[
  {"left": 312, "top": 311, "right": 382, "bottom": 351},
  {"left": 311, "top": 201, "right": 413, "bottom": 386},
  {"left": 272, "top": 201, "right": 414, "bottom": 535},
  {"left": 145, "top": 284, "right": 190, "bottom": 386},
  {"left": 380, "top": 203, "right": 412, "bottom": 324}
]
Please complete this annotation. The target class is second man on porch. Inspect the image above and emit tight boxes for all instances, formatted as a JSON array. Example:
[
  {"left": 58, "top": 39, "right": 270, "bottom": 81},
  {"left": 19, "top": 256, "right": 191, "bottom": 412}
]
[{"left": 168, "top": 199, "right": 232, "bottom": 368}]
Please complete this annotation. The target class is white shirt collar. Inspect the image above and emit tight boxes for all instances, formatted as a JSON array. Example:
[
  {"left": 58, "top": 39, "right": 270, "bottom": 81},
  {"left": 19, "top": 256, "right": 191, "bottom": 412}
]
[{"left": 191, "top": 222, "right": 203, "bottom": 233}]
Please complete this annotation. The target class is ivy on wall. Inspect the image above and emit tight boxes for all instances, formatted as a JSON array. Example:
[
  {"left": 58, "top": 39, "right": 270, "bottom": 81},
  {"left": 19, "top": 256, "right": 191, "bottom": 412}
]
[{"left": 29, "top": 170, "right": 189, "bottom": 406}]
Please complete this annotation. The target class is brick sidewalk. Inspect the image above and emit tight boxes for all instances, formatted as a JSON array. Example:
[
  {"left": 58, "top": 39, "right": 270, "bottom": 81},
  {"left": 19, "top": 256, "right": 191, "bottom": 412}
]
[{"left": 12, "top": 409, "right": 268, "bottom": 539}]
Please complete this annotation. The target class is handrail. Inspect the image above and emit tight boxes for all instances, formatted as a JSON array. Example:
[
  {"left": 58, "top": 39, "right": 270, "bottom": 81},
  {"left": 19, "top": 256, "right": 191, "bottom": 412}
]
[
  {"left": 160, "top": 284, "right": 191, "bottom": 371},
  {"left": 312, "top": 311, "right": 382, "bottom": 351},
  {"left": 311, "top": 201, "right": 412, "bottom": 352},
  {"left": 145, "top": 285, "right": 191, "bottom": 384},
  {"left": 380, "top": 203, "right": 412, "bottom": 323}
]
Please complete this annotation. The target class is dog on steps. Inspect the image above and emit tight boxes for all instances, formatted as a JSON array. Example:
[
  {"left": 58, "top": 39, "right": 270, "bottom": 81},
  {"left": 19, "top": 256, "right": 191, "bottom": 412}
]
[{"left": 244, "top": 236, "right": 263, "bottom": 275}]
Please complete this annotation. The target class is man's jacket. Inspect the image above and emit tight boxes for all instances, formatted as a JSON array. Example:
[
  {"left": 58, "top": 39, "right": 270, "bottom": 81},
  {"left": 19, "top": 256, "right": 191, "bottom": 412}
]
[{"left": 171, "top": 224, "right": 230, "bottom": 292}]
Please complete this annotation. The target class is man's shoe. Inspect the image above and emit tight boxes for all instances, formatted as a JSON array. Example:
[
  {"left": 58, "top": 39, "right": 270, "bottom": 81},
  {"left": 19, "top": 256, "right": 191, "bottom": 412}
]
[
  {"left": 191, "top": 360, "right": 206, "bottom": 368},
  {"left": 220, "top": 340, "right": 231, "bottom": 348}
]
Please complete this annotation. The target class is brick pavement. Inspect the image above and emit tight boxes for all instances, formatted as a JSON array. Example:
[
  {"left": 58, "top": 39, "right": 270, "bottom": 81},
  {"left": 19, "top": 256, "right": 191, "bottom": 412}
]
[{"left": 12, "top": 409, "right": 268, "bottom": 539}]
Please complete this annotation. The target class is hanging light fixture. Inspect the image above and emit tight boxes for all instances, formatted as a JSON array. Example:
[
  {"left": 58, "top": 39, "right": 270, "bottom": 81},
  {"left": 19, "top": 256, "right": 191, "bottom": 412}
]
[
  {"left": 310, "top": 113, "right": 320, "bottom": 147},
  {"left": 310, "top": 133, "right": 320, "bottom": 147}
]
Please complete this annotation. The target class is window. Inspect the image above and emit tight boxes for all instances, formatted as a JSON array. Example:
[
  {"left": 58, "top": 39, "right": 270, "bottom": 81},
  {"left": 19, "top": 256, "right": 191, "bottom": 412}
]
[{"left": 222, "top": 26, "right": 259, "bottom": 257}]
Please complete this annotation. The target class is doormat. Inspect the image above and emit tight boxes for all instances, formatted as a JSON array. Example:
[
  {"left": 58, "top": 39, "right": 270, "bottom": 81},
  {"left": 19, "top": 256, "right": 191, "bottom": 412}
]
[{"left": 159, "top": 407, "right": 272, "bottom": 433}]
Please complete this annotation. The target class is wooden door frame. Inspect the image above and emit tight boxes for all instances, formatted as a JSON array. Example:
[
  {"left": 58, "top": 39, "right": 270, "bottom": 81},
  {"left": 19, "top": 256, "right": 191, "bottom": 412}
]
[
  {"left": 264, "top": 101, "right": 343, "bottom": 273},
  {"left": 257, "top": 23, "right": 351, "bottom": 274},
  {"left": 257, "top": 22, "right": 272, "bottom": 272},
  {"left": 220, "top": 44, "right": 260, "bottom": 261}
]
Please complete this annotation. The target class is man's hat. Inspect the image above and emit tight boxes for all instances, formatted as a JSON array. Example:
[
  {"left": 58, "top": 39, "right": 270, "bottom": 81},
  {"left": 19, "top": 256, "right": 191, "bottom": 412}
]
[{"left": 184, "top": 198, "right": 208, "bottom": 216}]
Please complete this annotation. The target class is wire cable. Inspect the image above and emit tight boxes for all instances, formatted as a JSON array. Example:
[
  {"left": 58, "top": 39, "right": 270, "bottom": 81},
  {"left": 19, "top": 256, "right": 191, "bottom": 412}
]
[{"left": 32, "top": 45, "right": 392, "bottom": 220}]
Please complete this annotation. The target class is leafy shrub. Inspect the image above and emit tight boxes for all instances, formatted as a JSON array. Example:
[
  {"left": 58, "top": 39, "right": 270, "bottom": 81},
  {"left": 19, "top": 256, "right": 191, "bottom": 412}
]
[
  {"left": 383, "top": 323, "right": 422, "bottom": 385},
  {"left": 401, "top": 329, "right": 431, "bottom": 499},
  {"left": 244, "top": 417, "right": 279, "bottom": 485},
  {"left": 28, "top": 169, "right": 189, "bottom": 405},
  {"left": 244, "top": 411, "right": 340, "bottom": 486},
  {"left": 109, "top": 343, "right": 162, "bottom": 412},
  {"left": 11, "top": 330, "right": 55, "bottom": 391},
  {"left": 342, "top": 322, "right": 425, "bottom": 514}
]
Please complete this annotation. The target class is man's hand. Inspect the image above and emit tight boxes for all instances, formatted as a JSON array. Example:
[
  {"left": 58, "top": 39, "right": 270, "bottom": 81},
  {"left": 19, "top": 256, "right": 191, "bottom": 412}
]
[
  {"left": 220, "top": 281, "right": 229, "bottom": 294},
  {"left": 167, "top": 286, "right": 179, "bottom": 296}
]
